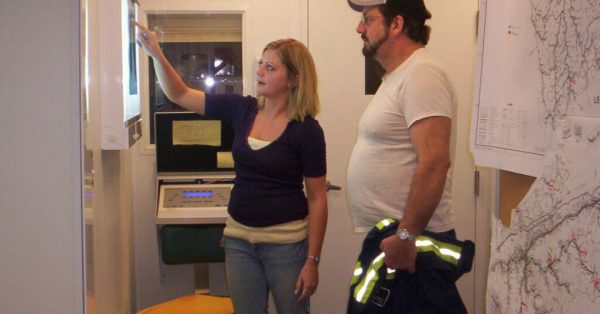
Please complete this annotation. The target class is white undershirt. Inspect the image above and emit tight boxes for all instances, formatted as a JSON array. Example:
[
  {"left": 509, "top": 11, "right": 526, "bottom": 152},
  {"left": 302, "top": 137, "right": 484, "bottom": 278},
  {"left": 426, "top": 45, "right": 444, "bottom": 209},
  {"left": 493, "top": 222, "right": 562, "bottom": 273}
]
[
  {"left": 247, "top": 136, "right": 271, "bottom": 150},
  {"left": 346, "top": 48, "right": 457, "bottom": 233}
]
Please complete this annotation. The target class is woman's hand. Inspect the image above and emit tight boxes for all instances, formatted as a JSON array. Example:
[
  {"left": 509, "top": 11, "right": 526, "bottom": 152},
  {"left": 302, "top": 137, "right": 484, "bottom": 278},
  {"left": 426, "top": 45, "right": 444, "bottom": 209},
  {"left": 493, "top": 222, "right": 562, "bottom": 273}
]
[
  {"left": 131, "top": 20, "right": 205, "bottom": 113},
  {"left": 295, "top": 259, "right": 319, "bottom": 301},
  {"left": 132, "top": 20, "right": 162, "bottom": 59}
]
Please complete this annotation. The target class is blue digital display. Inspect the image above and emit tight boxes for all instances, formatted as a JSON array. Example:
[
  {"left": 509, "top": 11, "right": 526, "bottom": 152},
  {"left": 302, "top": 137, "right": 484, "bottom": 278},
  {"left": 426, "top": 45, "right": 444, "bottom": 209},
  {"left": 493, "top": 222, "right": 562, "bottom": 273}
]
[{"left": 183, "top": 191, "right": 213, "bottom": 198}]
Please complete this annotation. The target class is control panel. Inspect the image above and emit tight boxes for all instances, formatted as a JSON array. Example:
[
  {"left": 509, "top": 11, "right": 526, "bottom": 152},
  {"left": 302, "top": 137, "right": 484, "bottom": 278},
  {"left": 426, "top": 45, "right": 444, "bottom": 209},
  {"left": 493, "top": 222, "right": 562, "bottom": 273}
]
[{"left": 157, "top": 183, "right": 233, "bottom": 224}]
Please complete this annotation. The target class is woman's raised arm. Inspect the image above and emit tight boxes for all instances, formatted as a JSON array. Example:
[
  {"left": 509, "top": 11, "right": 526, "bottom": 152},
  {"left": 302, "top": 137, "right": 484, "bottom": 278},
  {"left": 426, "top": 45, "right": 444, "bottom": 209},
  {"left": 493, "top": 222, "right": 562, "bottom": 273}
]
[{"left": 133, "top": 21, "right": 206, "bottom": 114}]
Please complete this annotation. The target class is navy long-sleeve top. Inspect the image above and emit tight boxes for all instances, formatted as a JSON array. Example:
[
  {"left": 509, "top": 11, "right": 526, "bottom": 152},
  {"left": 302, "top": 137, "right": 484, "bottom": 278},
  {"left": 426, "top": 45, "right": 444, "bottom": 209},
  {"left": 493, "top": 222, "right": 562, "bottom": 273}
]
[{"left": 204, "top": 93, "right": 326, "bottom": 227}]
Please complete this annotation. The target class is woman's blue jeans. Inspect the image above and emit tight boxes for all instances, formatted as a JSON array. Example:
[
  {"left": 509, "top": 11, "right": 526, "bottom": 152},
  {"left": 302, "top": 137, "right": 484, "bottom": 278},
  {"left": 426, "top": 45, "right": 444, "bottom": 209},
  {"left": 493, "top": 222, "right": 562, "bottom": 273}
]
[{"left": 223, "top": 236, "right": 310, "bottom": 314}]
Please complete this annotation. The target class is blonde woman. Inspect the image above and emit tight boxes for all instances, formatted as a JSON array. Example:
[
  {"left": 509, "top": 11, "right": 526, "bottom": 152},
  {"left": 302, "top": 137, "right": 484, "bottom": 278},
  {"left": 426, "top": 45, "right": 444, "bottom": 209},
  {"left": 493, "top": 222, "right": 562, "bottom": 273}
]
[{"left": 135, "top": 22, "right": 327, "bottom": 314}]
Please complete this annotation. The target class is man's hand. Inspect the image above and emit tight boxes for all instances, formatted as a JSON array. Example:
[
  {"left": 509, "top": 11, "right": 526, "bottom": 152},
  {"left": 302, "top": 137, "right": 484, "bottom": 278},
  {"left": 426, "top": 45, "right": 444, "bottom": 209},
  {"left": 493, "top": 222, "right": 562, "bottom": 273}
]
[{"left": 380, "top": 234, "right": 417, "bottom": 273}]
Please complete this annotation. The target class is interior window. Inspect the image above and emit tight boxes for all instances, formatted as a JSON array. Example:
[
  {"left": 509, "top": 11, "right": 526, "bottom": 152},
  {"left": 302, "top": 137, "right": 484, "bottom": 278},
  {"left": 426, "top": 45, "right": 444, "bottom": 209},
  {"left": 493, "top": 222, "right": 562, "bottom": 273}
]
[{"left": 147, "top": 13, "right": 243, "bottom": 144}]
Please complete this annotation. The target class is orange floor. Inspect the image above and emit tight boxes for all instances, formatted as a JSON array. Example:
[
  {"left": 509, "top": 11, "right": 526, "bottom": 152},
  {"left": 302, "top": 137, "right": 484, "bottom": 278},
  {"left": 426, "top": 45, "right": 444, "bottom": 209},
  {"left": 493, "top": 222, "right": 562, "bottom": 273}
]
[{"left": 137, "top": 295, "right": 234, "bottom": 314}]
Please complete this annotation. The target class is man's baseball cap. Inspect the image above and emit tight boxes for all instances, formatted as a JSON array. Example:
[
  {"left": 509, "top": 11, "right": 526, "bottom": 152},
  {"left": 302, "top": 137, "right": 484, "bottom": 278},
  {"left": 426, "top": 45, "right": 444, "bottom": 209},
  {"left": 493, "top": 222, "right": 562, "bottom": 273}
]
[{"left": 348, "top": 0, "right": 431, "bottom": 22}]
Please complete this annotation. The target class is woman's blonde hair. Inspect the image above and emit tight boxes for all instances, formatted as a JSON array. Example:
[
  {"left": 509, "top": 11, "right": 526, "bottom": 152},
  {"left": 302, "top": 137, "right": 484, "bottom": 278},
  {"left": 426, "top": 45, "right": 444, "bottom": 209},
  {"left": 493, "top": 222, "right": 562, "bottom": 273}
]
[{"left": 258, "top": 38, "right": 320, "bottom": 121}]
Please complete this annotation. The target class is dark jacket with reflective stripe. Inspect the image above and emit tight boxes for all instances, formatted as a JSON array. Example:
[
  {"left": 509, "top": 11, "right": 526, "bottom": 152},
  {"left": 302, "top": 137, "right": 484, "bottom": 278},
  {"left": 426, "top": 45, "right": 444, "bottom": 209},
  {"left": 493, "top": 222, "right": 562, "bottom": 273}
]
[{"left": 347, "top": 219, "right": 475, "bottom": 314}]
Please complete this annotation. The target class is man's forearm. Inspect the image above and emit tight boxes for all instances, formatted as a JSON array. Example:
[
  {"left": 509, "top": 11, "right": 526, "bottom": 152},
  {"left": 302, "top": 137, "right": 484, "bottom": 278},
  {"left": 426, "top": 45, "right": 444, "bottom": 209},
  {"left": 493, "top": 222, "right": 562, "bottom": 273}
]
[{"left": 398, "top": 160, "right": 450, "bottom": 235}]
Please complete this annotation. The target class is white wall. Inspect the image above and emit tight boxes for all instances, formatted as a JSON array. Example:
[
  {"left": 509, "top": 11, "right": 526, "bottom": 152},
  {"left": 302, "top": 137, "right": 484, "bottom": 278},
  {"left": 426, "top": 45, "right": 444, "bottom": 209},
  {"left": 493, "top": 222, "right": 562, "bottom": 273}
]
[
  {"left": 307, "top": 1, "right": 374, "bottom": 312},
  {"left": 0, "top": 0, "right": 85, "bottom": 313}
]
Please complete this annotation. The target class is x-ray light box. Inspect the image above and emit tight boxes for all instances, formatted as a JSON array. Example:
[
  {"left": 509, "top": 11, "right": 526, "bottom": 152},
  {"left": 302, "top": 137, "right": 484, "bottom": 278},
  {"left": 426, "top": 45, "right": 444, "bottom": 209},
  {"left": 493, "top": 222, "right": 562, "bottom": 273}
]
[{"left": 97, "top": 0, "right": 142, "bottom": 149}]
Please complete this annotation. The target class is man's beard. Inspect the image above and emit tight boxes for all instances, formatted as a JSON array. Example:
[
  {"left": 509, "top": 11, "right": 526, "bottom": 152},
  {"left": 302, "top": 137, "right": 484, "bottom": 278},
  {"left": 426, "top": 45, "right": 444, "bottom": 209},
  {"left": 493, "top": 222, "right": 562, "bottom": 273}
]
[{"left": 362, "top": 31, "right": 389, "bottom": 58}]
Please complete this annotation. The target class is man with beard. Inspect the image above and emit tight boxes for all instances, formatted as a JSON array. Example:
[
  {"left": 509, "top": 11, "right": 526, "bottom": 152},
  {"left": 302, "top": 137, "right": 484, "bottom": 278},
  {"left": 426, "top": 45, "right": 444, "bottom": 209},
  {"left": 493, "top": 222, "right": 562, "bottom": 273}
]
[{"left": 346, "top": 0, "right": 458, "bottom": 275}]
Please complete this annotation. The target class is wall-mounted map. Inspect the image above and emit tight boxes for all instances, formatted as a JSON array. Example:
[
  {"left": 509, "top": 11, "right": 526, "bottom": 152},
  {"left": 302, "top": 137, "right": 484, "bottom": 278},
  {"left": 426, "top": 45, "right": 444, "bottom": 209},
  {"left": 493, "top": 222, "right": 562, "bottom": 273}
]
[{"left": 471, "top": 0, "right": 600, "bottom": 312}]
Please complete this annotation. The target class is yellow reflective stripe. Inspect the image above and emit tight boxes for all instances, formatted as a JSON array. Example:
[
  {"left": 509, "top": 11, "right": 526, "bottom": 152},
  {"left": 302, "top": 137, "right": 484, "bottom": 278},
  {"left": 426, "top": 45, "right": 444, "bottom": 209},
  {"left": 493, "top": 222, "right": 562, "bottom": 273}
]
[
  {"left": 355, "top": 269, "right": 378, "bottom": 303},
  {"left": 375, "top": 218, "right": 395, "bottom": 230},
  {"left": 415, "top": 236, "right": 462, "bottom": 265},
  {"left": 351, "top": 261, "right": 363, "bottom": 285},
  {"left": 354, "top": 252, "right": 386, "bottom": 303}
]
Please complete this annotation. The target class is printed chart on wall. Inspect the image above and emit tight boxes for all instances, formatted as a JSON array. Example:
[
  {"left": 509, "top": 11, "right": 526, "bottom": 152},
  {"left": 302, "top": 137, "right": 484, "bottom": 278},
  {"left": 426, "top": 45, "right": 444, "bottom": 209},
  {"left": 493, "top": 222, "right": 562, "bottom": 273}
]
[
  {"left": 472, "top": 0, "right": 600, "bottom": 177},
  {"left": 472, "top": 0, "right": 600, "bottom": 313}
]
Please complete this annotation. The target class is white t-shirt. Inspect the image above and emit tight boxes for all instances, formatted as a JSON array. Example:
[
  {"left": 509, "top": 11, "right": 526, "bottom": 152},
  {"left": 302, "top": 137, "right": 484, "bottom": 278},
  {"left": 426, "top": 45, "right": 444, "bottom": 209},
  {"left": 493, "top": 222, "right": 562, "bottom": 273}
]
[{"left": 347, "top": 48, "right": 457, "bottom": 233}]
